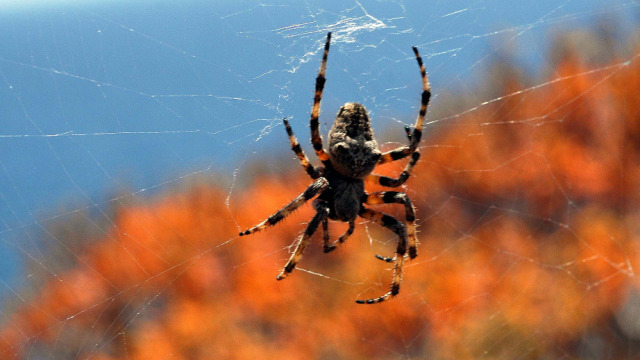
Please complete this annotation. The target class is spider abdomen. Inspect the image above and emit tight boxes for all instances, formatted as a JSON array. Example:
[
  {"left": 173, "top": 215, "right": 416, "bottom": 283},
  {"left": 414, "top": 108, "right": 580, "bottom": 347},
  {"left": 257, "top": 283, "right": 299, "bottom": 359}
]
[{"left": 328, "top": 103, "right": 381, "bottom": 178}]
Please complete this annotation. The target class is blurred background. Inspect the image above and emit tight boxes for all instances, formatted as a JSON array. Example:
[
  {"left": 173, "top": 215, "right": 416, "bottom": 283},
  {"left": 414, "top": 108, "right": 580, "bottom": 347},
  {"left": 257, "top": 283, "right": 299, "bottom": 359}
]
[{"left": 1, "top": 0, "right": 640, "bottom": 358}]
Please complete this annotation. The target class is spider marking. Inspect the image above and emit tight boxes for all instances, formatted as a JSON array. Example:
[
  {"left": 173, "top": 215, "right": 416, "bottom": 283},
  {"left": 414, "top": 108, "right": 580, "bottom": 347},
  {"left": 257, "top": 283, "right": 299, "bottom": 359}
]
[{"left": 239, "top": 32, "right": 431, "bottom": 304}]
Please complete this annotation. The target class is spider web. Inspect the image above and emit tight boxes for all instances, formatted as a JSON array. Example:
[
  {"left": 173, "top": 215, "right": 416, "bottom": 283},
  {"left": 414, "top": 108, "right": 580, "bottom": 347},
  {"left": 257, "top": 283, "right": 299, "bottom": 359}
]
[{"left": 1, "top": 0, "right": 639, "bottom": 358}]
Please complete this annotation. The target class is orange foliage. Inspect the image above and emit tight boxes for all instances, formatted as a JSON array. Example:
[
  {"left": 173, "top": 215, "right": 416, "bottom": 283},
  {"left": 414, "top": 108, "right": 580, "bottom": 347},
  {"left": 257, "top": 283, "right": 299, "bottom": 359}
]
[{"left": 2, "top": 33, "right": 640, "bottom": 359}]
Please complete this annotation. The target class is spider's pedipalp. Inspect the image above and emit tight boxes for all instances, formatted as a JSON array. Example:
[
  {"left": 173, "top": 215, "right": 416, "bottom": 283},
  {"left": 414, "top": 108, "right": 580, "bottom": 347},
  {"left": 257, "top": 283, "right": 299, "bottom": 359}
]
[
  {"left": 238, "top": 177, "right": 328, "bottom": 236},
  {"left": 322, "top": 218, "right": 330, "bottom": 251},
  {"left": 375, "top": 254, "right": 394, "bottom": 263},
  {"left": 323, "top": 220, "right": 355, "bottom": 253}
]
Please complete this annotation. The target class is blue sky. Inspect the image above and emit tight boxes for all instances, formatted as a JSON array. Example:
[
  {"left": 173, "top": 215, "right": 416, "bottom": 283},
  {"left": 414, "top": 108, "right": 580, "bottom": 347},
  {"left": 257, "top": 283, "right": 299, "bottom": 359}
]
[{"left": 0, "top": 0, "right": 635, "bottom": 302}]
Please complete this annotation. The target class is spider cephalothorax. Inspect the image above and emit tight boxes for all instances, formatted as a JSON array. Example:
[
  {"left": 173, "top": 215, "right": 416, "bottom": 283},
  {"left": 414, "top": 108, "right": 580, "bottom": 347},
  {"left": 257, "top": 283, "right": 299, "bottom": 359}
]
[{"left": 239, "top": 32, "right": 431, "bottom": 304}]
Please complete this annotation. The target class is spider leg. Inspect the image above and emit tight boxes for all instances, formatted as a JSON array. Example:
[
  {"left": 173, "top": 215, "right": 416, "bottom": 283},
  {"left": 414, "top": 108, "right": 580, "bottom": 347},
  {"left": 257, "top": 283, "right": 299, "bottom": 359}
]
[
  {"left": 356, "top": 207, "right": 408, "bottom": 304},
  {"left": 378, "top": 46, "right": 431, "bottom": 164},
  {"left": 277, "top": 202, "right": 330, "bottom": 280},
  {"left": 365, "top": 152, "right": 420, "bottom": 188},
  {"left": 310, "top": 32, "right": 332, "bottom": 165},
  {"left": 238, "top": 177, "right": 328, "bottom": 236},
  {"left": 323, "top": 220, "right": 355, "bottom": 253},
  {"left": 322, "top": 218, "right": 330, "bottom": 250},
  {"left": 404, "top": 125, "right": 412, "bottom": 142},
  {"left": 283, "top": 118, "right": 321, "bottom": 179},
  {"left": 364, "top": 192, "right": 418, "bottom": 260}
]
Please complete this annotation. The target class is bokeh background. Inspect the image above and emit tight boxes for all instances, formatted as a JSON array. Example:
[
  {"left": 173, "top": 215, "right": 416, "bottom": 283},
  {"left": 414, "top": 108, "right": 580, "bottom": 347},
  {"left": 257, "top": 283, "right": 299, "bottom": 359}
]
[{"left": 1, "top": 0, "right": 640, "bottom": 358}]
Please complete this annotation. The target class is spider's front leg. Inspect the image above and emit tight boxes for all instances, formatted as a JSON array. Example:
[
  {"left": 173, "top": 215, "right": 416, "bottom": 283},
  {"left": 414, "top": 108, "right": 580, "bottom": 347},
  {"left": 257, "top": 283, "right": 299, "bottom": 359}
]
[
  {"left": 238, "top": 177, "right": 328, "bottom": 236},
  {"left": 363, "top": 191, "right": 418, "bottom": 261},
  {"left": 277, "top": 201, "right": 330, "bottom": 280},
  {"left": 356, "top": 207, "right": 408, "bottom": 304}
]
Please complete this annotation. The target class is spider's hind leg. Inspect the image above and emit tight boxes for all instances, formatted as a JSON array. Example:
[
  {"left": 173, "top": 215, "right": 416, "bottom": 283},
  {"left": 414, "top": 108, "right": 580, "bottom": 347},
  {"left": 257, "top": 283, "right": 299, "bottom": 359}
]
[
  {"left": 365, "top": 151, "right": 420, "bottom": 188},
  {"left": 378, "top": 45, "right": 430, "bottom": 164},
  {"left": 310, "top": 32, "right": 332, "bottom": 165},
  {"left": 283, "top": 118, "right": 320, "bottom": 179}
]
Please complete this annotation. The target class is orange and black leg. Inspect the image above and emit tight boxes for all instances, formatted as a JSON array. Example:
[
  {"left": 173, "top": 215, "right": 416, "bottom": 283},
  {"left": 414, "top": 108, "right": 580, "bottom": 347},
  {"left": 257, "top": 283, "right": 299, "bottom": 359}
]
[
  {"left": 363, "top": 191, "right": 418, "bottom": 261},
  {"left": 378, "top": 45, "right": 431, "bottom": 164},
  {"left": 365, "top": 152, "right": 420, "bottom": 188},
  {"left": 323, "top": 220, "right": 355, "bottom": 253},
  {"left": 310, "top": 32, "right": 332, "bottom": 165},
  {"left": 277, "top": 203, "right": 330, "bottom": 280},
  {"left": 283, "top": 118, "right": 320, "bottom": 179},
  {"left": 238, "top": 177, "right": 328, "bottom": 236},
  {"left": 356, "top": 208, "right": 408, "bottom": 304}
]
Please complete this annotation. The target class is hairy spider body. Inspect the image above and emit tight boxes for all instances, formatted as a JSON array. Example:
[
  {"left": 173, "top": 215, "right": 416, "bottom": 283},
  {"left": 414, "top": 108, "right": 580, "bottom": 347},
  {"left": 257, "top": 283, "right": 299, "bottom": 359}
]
[
  {"left": 329, "top": 102, "right": 381, "bottom": 178},
  {"left": 239, "top": 32, "right": 431, "bottom": 304},
  {"left": 318, "top": 166, "right": 364, "bottom": 222}
]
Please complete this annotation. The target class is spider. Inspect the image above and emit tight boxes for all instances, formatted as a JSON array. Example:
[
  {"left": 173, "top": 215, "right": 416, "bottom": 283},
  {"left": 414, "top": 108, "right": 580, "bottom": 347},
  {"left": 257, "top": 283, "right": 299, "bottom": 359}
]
[{"left": 239, "top": 32, "right": 431, "bottom": 304}]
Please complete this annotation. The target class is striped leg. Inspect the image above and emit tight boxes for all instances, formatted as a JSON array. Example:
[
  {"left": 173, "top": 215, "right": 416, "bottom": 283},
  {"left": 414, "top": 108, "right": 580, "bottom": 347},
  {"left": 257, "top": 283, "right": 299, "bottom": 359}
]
[
  {"left": 364, "top": 192, "right": 418, "bottom": 261},
  {"left": 323, "top": 221, "right": 355, "bottom": 253},
  {"left": 356, "top": 208, "right": 408, "bottom": 304},
  {"left": 277, "top": 204, "right": 330, "bottom": 280},
  {"left": 283, "top": 118, "right": 320, "bottom": 179},
  {"left": 365, "top": 152, "right": 420, "bottom": 188},
  {"left": 310, "top": 32, "right": 331, "bottom": 165},
  {"left": 238, "top": 177, "right": 328, "bottom": 236},
  {"left": 378, "top": 46, "right": 431, "bottom": 164}
]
